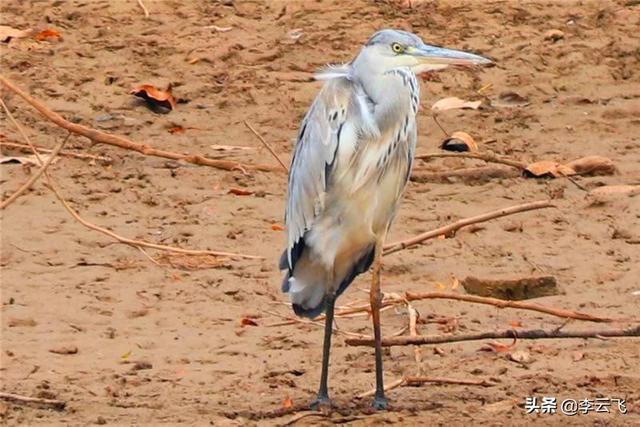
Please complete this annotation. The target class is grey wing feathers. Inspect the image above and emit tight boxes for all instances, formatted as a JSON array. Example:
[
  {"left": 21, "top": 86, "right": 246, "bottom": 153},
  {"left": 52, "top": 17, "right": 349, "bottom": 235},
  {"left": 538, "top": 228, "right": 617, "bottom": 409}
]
[{"left": 284, "top": 79, "right": 353, "bottom": 271}]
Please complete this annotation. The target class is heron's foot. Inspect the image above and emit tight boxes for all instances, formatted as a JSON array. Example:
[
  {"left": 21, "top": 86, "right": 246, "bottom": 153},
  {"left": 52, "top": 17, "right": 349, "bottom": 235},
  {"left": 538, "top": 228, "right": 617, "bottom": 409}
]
[
  {"left": 372, "top": 394, "right": 388, "bottom": 410},
  {"left": 310, "top": 394, "right": 332, "bottom": 411}
]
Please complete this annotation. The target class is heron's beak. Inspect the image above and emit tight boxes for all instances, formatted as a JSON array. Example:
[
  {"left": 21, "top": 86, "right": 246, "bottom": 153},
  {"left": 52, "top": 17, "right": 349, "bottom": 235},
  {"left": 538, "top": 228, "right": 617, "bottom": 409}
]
[{"left": 408, "top": 44, "right": 492, "bottom": 71}]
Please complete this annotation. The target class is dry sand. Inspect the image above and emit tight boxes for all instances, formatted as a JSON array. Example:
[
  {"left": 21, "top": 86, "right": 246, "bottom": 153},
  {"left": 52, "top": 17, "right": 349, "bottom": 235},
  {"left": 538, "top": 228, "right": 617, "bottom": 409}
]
[{"left": 1, "top": 0, "right": 639, "bottom": 425}]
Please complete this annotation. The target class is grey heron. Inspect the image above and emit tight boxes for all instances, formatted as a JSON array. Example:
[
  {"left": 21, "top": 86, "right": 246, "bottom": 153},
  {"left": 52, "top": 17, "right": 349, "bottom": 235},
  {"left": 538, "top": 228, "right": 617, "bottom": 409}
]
[{"left": 279, "top": 29, "right": 491, "bottom": 409}]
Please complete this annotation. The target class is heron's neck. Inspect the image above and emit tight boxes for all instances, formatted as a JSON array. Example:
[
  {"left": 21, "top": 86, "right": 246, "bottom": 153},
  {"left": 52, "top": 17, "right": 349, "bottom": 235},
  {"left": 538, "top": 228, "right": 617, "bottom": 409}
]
[{"left": 357, "top": 69, "right": 419, "bottom": 133}]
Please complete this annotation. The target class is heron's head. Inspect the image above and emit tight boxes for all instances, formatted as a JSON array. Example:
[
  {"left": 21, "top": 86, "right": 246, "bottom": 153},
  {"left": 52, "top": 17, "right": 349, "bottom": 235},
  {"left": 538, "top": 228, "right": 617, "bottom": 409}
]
[{"left": 357, "top": 29, "right": 492, "bottom": 74}]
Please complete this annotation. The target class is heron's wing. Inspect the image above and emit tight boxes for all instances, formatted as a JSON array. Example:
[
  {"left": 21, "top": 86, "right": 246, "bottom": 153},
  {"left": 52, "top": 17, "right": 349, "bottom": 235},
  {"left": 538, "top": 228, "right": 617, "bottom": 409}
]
[{"left": 284, "top": 78, "right": 367, "bottom": 271}]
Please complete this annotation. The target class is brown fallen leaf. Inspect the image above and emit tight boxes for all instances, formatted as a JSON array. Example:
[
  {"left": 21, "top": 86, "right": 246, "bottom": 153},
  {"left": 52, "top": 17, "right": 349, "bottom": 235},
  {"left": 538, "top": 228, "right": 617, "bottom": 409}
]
[
  {"left": 431, "top": 97, "right": 482, "bottom": 112},
  {"left": 509, "top": 320, "right": 523, "bottom": 328},
  {"left": 131, "top": 84, "right": 177, "bottom": 113},
  {"left": 49, "top": 346, "right": 78, "bottom": 355},
  {"left": 523, "top": 160, "right": 576, "bottom": 178},
  {"left": 35, "top": 28, "right": 61, "bottom": 41},
  {"left": 271, "top": 223, "right": 285, "bottom": 231},
  {"left": 0, "top": 25, "right": 33, "bottom": 43},
  {"left": 565, "top": 155, "right": 616, "bottom": 176},
  {"left": 228, "top": 188, "right": 254, "bottom": 196},
  {"left": 440, "top": 131, "right": 478, "bottom": 152},
  {"left": 240, "top": 317, "right": 258, "bottom": 327}
]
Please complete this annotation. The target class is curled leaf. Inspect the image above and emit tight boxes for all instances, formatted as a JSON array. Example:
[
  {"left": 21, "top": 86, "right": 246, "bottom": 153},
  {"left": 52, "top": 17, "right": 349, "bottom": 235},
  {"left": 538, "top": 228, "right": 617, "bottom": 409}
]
[
  {"left": 565, "top": 155, "right": 616, "bottom": 176},
  {"left": 131, "top": 84, "right": 177, "bottom": 113},
  {"left": 440, "top": 131, "right": 478, "bottom": 152},
  {"left": 523, "top": 160, "right": 576, "bottom": 178},
  {"left": 432, "top": 97, "right": 482, "bottom": 112},
  {"left": 35, "top": 28, "right": 61, "bottom": 41},
  {"left": 271, "top": 223, "right": 285, "bottom": 231},
  {"left": 480, "top": 336, "right": 518, "bottom": 353}
]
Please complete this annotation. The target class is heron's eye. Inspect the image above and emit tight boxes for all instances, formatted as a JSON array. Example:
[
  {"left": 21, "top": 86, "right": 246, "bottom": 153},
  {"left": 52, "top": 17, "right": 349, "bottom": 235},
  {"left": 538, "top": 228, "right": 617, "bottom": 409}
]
[{"left": 391, "top": 43, "right": 404, "bottom": 54}]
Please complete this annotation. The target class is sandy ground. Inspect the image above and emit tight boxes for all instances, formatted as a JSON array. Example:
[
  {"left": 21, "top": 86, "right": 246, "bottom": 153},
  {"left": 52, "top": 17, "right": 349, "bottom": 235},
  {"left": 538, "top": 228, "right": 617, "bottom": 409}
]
[{"left": 1, "top": 0, "right": 639, "bottom": 425}]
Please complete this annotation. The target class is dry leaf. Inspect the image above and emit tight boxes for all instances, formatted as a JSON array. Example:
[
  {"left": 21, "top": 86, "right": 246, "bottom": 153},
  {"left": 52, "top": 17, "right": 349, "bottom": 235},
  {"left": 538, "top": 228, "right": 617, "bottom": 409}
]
[
  {"left": 509, "top": 320, "right": 523, "bottom": 328},
  {"left": 523, "top": 160, "right": 576, "bottom": 178},
  {"left": 283, "top": 396, "right": 294, "bottom": 409},
  {"left": 228, "top": 188, "right": 254, "bottom": 196},
  {"left": 440, "top": 131, "right": 479, "bottom": 152},
  {"left": 271, "top": 223, "right": 285, "bottom": 231},
  {"left": 131, "top": 84, "right": 177, "bottom": 112},
  {"left": 35, "top": 28, "right": 61, "bottom": 41},
  {"left": 483, "top": 399, "right": 517, "bottom": 413},
  {"left": 0, "top": 25, "right": 33, "bottom": 43},
  {"left": 121, "top": 350, "right": 132, "bottom": 360},
  {"left": 544, "top": 29, "right": 565, "bottom": 42},
  {"left": 240, "top": 317, "right": 258, "bottom": 327},
  {"left": 431, "top": 97, "right": 482, "bottom": 112},
  {"left": 49, "top": 346, "right": 78, "bottom": 355},
  {"left": 565, "top": 155, "right": 616, "bottom": 176}
]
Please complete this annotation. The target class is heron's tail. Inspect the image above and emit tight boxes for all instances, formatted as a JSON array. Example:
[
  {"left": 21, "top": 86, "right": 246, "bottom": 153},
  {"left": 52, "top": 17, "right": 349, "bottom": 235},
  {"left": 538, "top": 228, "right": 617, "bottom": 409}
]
[{"left": 281, "top": 263, "right": 328, "bottom": 319}]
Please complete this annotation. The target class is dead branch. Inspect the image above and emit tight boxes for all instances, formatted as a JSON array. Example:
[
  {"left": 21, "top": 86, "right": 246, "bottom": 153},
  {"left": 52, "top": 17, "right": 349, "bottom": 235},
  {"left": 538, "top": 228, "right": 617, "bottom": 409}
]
[
  {"left": 0, "top": 391, "right": 66, "bottom": 411},
  {"left": 415, "top": 151, "right": 527, "bottom": 170},
  {"left": 0, "top": 141, "right": 112, "bottom": 163},
  {"left": 407, "top": 303, "right": 422, "bottom": 369},
  {"left": 0, "top": 132, "right": 70, "bottom": 210},
  {"left": 243, "top": 120, "right": 288, "bottom": 172},
  {"left": 0, "top": 75, "right": 282, "bottom": 173},
  {"left": 383, "top": 200, "right": 555, "bottom": 255},
  {"left": 406, "top": 292, "right": 614, "bottom": 322},
  {"left": 345, "top": 325, "right": 640, "bottom": 348},
  {"left": 2, "top": 97, "right": 263, "bottom": 261},
  {"left": 357, "top": 375, "right": 493, "bottom": 398}
]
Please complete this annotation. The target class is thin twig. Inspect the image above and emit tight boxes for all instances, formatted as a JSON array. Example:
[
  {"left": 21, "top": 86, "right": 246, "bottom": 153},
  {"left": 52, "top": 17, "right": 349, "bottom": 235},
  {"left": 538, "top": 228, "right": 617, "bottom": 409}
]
[
  {"left": 0, "top": 141, "right": 113, "bottom": 163},
  {"left": 407, "top": 303, "right": 422, "bottom": 370},
  {"left": 345, "top": 325, "right": 640, "bottom": 348},
  {"left": 0, "top": 75, "right": 281, "bottom": 173},
  {"left": 415, "top": 151, "right": 527, "bottom": 170},
  {"left": 405, "top": 291, "right": 616, "bottom": 323},
  {"left": 383, "top": 200, "right": 555, "bottom": 255},
  {"left": 0, "top": 391, "right": 66, "bottom": 411},
  {"left": 43, "top": 181, "right": 263, "bottom": 260},
  {"left": 357, "top": 375, "right": 493, "bottom": 398},
  {"left": 431, "top": 114, "right": 449, "bottom": 137},
  {"left": 0, "top": 132, "right": 70, "bottom": 210},
  {"left": 136, "top": 0, "right": 149, "bottom": 18},
  {"left": 243, "top": 120, "right": 289, "bottom": 172},
  {"left": 2, "top": 98, "right": 263, "bottom": 261}
]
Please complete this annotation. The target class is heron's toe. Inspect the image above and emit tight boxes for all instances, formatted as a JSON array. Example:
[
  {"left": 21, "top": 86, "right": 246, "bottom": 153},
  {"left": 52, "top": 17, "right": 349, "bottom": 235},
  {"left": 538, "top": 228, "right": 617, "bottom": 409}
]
[
  {"left": 372, "top": 395, "right": 389, "bottom": 410},
  {"left": 310, "top": 395, "right": 332, "bottom": 411}
]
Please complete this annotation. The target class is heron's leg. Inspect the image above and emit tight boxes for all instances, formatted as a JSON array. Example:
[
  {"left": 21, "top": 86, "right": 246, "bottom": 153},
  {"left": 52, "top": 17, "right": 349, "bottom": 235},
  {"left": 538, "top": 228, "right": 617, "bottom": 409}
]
[
  {"left": 370, "top": 244, "right": 388, "bottom": 410},
  {"left": 310, "top": 292, "right": 336, "bottom": 410}
]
